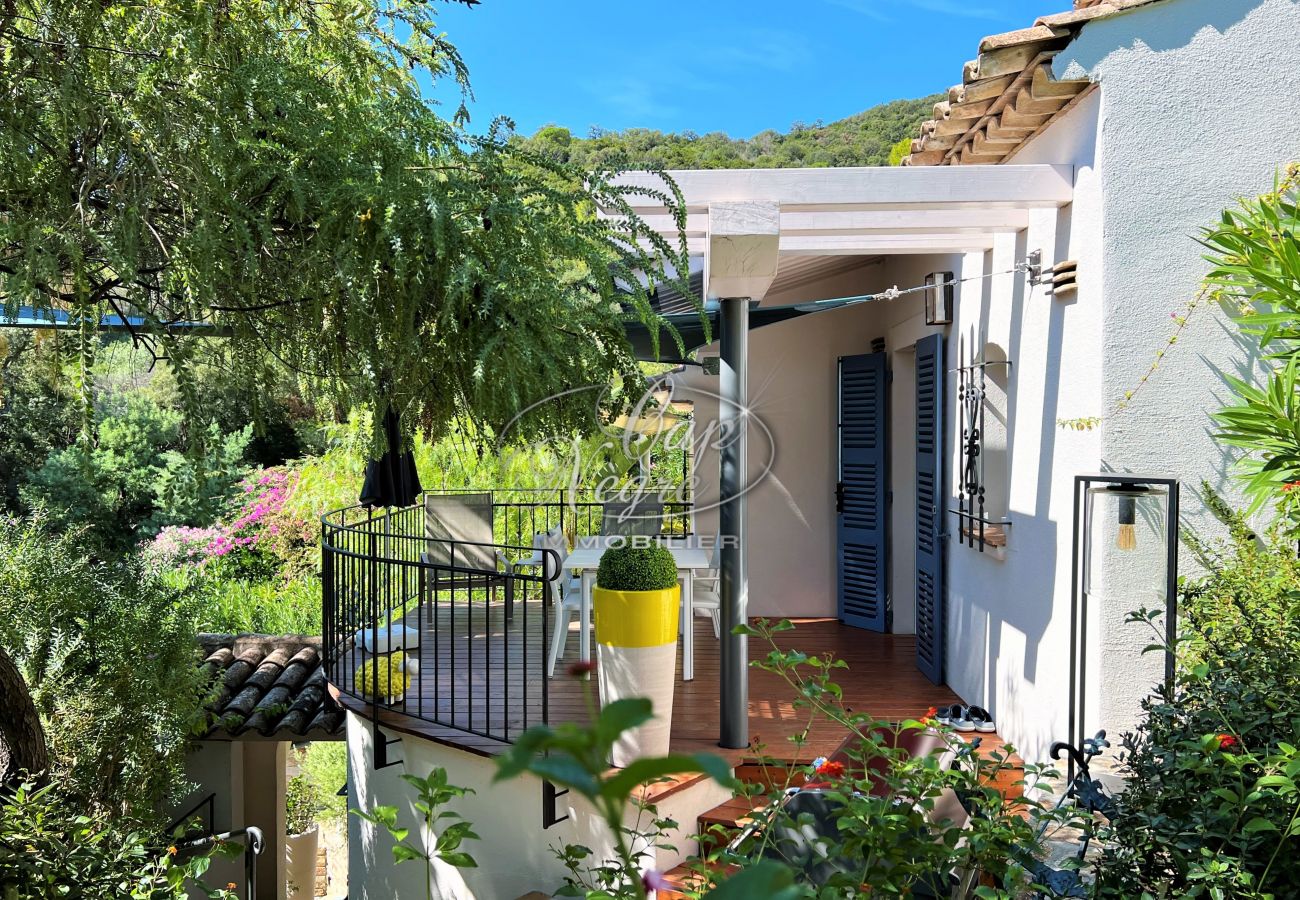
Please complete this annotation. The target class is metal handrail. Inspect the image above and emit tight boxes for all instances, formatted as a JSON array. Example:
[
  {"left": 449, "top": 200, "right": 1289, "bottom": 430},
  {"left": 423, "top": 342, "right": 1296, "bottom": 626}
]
[{"left": 319, "top": 489, "right": 694, "bottom": 758}]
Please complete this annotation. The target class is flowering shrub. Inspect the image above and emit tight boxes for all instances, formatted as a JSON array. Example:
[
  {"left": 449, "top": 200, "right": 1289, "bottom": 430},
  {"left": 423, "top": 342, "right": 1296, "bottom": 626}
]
[
  {"left": 144, "top": 467, "right": 315, "bottom": 576},
  {"left": 1094, "top": 513, "right": 1300, "bottom": 898},
  {"left": 0, "top": 777, "right": 239, "bottom": 900},
  {"left": 143, "top": 466, "right": 322, "bottom": 634}
]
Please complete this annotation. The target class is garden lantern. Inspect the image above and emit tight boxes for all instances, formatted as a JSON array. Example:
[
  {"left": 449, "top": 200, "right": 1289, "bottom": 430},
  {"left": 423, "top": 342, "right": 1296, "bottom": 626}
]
[
  {"left": 924, "top": 271, "right": 954, "bottom": 325},
  {"left": 1069, "top": 474, "right": 1179, "bottom": 778}
]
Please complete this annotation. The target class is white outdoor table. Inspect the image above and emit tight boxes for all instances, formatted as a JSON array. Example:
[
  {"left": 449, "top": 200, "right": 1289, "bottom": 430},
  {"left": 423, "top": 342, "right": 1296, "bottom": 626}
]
[{"left": 562, "top": 537, "right": 714, "bottom": 681}]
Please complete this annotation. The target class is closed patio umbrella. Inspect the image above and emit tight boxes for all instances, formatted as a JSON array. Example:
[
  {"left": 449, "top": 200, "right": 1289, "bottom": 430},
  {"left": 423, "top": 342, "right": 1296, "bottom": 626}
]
[{"left": 360, "top": 407, "right": 423, "bottom": 509}]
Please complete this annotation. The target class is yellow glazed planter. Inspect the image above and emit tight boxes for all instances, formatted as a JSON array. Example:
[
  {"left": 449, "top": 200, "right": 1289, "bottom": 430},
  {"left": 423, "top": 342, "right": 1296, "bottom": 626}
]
[{"left": 593, "top": 584, "right": 680, "bottom": 767}]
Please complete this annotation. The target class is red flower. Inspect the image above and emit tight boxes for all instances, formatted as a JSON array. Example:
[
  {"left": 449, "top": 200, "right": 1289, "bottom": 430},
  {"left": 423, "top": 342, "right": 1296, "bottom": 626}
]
[
  {"left": 1217, "top": 733, "right": 1238, "bottom": 750},
  {"left": 921, "top": 706, "right": 938, "bottom": 724},
  {"left": 1282, "top": 482, "right": 1300, "bottom": 493},
  {"left": 815, "top": 759, "right": 845, "bottom": 778},
  {"left": 566, "top": 660, "right": 597, "bottom": 677}
]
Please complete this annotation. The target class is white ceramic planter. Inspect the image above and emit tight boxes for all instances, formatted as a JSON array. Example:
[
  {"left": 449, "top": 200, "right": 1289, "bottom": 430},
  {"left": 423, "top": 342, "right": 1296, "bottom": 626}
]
[
  {"left": 285, "top": 823, "right": 319, "bottom": 899},
  {"left": 593, "top": 584, "right": 680, "bottom": 767}
]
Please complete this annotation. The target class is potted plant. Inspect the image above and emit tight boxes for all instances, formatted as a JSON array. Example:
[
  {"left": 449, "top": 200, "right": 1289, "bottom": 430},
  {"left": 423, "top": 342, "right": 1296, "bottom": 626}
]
[
  {"left": 285, "top": 774, "right": 321, "bottom": 899},
  {"left": 353, "top": 650, "right": 415, "bottom": 704},
  {"left": 593, "top": 541, "right": 680, "bottom": 766}
]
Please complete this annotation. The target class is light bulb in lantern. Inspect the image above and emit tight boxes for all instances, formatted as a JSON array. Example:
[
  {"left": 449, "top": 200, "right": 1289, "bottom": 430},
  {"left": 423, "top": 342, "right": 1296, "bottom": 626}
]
[{"left": 1116, "top": 495, "right": 1137, "bottom": 551}]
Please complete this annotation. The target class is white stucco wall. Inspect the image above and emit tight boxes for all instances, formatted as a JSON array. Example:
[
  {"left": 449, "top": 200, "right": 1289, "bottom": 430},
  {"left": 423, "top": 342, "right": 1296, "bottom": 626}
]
[
  {"left": 1056, "top": 0, "right": 1299, "bottom": 750},
  {"left": 674, "top": 261, "right": 894, "bottom": 619},
  {"left": 948, "top": 0, "right": 1300, "bottom": 760},
  {"left": 179, "top": 742, "right": 247, "bottom": 898},
  {"left": 346, "top": 715, "right": 731, "bottom": 900},
  {"left": 1056, "top": 0, "right": 1300, "bottom": 522}
]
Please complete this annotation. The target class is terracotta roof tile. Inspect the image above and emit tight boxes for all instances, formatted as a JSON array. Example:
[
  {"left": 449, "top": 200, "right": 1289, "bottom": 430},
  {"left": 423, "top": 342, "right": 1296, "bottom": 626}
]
[
  {"left": 904, "top": 0, "right": 1163, "bottom": 166},
  {"left": 198, "top": 634, "right": 344, "bottom": 740}
]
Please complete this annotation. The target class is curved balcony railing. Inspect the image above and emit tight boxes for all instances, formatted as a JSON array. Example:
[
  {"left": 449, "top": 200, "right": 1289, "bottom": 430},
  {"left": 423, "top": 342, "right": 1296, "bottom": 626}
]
[{"left": 321, "top": 489, "right": 693, "bottom": 753}]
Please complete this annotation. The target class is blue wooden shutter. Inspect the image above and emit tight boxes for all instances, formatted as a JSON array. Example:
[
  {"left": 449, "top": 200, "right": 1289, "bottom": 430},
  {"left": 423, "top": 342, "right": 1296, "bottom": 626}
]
[
  {"left": 837, "top": 353, "right": 888, "bottom": 631},
  {"left": 915, "top": 333, "right": 946, "bottom": 684}
]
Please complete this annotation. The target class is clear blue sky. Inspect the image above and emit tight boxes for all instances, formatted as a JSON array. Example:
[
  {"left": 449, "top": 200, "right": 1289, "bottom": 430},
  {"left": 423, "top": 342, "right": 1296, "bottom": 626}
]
[{"left": 428, "top": 0, "right": 1049, "bottom": 139}]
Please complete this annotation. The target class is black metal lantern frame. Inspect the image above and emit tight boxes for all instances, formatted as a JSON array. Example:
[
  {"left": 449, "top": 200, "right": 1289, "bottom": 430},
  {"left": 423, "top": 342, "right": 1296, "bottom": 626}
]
[
  {"left": 1068, "top": 473, "right": 1179, "bottom": 780},
  {"left": 924, "top": 271, "right": 954, "bottom": 326}
]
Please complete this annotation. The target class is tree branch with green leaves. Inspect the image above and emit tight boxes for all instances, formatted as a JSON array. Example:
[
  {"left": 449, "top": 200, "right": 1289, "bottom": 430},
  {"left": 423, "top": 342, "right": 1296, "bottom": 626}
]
[{"left": 1, "top": 0, "right": 698, "bottom": 458}]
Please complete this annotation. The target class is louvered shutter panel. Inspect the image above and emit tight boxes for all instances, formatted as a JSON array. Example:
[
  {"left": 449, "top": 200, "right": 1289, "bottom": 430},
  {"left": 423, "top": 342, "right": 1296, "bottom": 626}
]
[
  {"left": 915, "top": 333, "right": 946, "bottom": 684},
  {"left": 837, "top": 353, "right": 888, "bottom": 631}
]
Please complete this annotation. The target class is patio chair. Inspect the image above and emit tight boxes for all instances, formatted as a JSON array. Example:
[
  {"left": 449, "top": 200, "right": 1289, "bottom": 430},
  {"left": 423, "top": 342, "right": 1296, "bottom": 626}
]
[
  {"left": 422, "top": 493, "right": 516, "bottom": 616},
  {"left": 600, "top": 498, "right": 664, "bottom": 537},
  {"left": 687, "top": 532, "right": 723, "bottom": 639},
  {"left": 424, "top": 492, "right": 498, "bottom": 574},
  {"left": 543, "top": 528, "right": 585, "bottom": 677}
]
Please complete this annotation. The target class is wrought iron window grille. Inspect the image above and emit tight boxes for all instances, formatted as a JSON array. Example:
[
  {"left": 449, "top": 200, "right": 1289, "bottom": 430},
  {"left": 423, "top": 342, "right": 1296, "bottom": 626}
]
[{"left": 950, "top": 338, "right": 1013, "bottom": 552}]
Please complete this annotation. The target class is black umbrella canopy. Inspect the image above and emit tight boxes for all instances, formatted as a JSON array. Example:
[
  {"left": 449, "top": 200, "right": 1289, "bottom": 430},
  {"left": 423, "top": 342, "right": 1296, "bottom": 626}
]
[{"left": 360, "top": 407, "right": 423, "bottom": 509}]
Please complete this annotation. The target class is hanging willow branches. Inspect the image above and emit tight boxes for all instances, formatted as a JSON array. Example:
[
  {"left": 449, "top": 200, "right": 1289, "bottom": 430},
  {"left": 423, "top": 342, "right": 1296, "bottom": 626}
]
[{"left": 0, "top": 0, "right": 697, "bottom": 456}]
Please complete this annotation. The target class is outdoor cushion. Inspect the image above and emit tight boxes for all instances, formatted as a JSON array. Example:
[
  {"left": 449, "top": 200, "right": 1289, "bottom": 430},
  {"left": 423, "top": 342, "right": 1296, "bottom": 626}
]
[{"left": 353, "top": 623, "right": 421, "bottom": 654}]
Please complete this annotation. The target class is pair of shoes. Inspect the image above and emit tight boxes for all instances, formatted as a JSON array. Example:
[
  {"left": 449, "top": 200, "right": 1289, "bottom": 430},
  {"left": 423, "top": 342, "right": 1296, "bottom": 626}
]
[
  {"left": 935, "top": 704, "right": 965, "bottom": 728},
  {"left": 936, "top": 704, "right": 996, "bottom": 733}
]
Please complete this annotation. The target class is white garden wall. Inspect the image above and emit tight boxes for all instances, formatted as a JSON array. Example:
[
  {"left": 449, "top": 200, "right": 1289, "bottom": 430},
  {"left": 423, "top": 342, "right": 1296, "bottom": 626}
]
[{"left": 345, "top": 715, "right": 731, "bottom": 900}]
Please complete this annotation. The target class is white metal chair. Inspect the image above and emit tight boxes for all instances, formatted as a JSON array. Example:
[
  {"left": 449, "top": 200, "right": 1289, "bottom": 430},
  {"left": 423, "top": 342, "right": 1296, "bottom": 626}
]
[
  {"left": 543, "top": 528, "right": 585, "bottom": 677},
  {"left": 689, "top": 533, "right": 722, "bottom": 639}
]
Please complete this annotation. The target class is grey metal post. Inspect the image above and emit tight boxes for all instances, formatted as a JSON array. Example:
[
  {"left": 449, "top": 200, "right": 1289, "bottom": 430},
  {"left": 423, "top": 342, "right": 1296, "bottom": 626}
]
[{"left": 719, "top": 296, "right": 749, "bottom": 749}]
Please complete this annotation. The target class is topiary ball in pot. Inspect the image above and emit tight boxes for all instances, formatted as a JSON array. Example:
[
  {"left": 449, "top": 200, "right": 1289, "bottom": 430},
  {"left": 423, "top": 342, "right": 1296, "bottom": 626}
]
[
  {"left": 592, "top": 540, "right": 681, "bottom": 766},
  {"left": 596, "top": 542, "right": 678, "bottom": 591}
]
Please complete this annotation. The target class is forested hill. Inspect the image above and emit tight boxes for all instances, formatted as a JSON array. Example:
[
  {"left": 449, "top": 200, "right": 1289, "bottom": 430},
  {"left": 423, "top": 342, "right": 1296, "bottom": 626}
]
[{"left": 514, "top": 94, "right": 942, "bottom": 170}]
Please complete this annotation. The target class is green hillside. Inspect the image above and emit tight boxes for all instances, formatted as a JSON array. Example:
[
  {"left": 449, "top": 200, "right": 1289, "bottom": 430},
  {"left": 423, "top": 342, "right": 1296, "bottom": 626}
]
[{"left": 515, "top": 94, "right": 941, "bottom": 170}]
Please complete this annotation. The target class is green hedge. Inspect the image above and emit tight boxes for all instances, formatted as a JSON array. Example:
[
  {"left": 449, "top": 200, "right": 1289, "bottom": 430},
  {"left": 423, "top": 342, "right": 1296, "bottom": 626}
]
[{"left": 596, "top": 543, "right": 678, "bottom": 591}]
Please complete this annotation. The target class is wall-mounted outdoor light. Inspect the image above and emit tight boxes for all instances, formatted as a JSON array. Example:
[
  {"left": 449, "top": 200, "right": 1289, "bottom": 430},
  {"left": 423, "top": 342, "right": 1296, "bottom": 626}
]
[
  {"left": 1069, "top": 474, "right": 1179, "bottom": 780},
  {"left": 924, "top": 271, "right": 954, "bottom": 325}
]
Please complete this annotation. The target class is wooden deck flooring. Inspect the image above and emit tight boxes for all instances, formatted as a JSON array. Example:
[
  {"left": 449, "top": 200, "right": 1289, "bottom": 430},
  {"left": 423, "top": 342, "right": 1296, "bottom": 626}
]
[{"left": 331, "top": 599, "right": 1012, "bottom": 768}]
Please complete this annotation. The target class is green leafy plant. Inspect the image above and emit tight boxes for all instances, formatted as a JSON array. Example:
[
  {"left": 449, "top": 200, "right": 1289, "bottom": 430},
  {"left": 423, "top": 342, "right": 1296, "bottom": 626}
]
[
  {"left": 285, "top": 775, "right": 322, "bottom": 837},
  {"left": 297, "top": 742, "right": 349, "bottom": 827},
  {"left": 692, "top": 619, "right": 1048, "bottom": 899},
  {"left": 1, "top": 0, "right": 697, "bottom": 461},
  {"left": 352, "top": 768, "right": 479, "bottom": 900},
  {"left": 596, "top": 543, "right": 679, "bottom": 592},
  {"left": 0, "top": 515, "right": 207, "bottom": 819},
  {"left": 1091, "top": 523, "right": 1300, "bottom": 898},
  {"left": 1204, "top": 164, "right": 1300, "bottom": 525},
  {"left": 20, "top": 393, "right": 249, "bottom": 555},
  {"left": 494, "top": 669, "right": 736, "bottom": 899},
  {"left": 0, "top": 777, "right": 238, "bottom": 900}
]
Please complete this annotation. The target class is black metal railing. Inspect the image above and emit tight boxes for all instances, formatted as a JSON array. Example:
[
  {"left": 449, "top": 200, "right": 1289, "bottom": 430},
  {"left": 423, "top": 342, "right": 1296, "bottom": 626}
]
[{"left": 321, "top": 489, "right": 693, "bottom": 758}]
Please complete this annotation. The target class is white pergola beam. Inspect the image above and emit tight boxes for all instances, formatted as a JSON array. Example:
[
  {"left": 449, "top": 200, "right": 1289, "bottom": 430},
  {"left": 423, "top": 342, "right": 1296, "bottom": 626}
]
[
  {"left": 634, "top": 208, "right": 1031, "bottom": 238},
  {"left": 611, "top": 164, "right": 1073, "bottom": 213},
  {"left": 674, "top": 233, "right": 997, "bottom": 256},
  {"left": 706, "top": 202, "right": 781, "bottom": 301}
]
